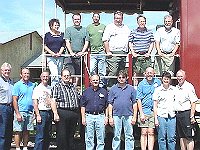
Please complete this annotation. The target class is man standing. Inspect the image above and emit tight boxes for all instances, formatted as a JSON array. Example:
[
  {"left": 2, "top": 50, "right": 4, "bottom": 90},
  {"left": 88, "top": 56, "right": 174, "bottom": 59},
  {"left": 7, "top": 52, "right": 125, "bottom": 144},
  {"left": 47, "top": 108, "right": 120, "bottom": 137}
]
[
  {"left": 137, "top": 67, "right": 161, "bottom": 150},
  {"left": 129, "top": 15, "right": 154, "bottom": 76},
  {"left": 175, "top": 69, "right": 198, "bottom": 150},
  {"left": 12, "top": 68, "right": 35, "bottom": 150},
  {"left": 65, "top": 13, "right": 89, "bottom": 86},
  {"left": 102, "top": 11, "right": 130, "bottom": 86},
  {"left": 51, "top": 69, "right": 80, "bottom": 150},
  {"left": 153, "top": 71, "right": 176, "bottom": 150},
  {"left": 33, "top": 70, "right": 59, "bottom": 150},
  {"left": 87, "top": 13, "right": 106, "bottom": 87},
  {"left": 108, "top": 70, "right": 137, "bottom": 150},
  {"left": 0, "top": 62, "right": 13, "bottom": 150},
  {"left": 80, "top": 74, "right": 108, "bottom": 150},
  {"left": 155, "top": 15, "right": 180, "bottom": 75}
]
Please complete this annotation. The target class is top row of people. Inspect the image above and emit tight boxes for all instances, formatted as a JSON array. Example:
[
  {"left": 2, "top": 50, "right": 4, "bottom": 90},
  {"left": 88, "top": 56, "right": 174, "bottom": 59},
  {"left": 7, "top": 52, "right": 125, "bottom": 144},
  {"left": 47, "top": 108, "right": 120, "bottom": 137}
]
[{"left": 44, "top": 11, "right": 180, "bottom": 87}]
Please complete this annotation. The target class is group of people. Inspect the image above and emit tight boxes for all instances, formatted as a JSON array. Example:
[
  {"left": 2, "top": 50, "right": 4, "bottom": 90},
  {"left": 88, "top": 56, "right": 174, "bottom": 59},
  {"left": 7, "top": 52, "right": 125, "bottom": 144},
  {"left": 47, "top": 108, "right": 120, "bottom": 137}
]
[
  {"left": 0, "top": 10, "right": 197, "bottom": 150},
  {"left": 0, "top": 60, "right": 198, "bottom": 150},
  {"left": 45, "top": 11, "right": 180, "bottom": 88}
]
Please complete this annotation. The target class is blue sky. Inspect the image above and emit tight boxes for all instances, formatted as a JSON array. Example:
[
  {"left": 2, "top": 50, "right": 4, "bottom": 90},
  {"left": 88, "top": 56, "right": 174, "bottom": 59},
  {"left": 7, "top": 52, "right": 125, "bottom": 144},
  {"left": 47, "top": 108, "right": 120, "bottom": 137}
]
[{"left": 0, "top": 0, "right": 168, "bottom": 43}]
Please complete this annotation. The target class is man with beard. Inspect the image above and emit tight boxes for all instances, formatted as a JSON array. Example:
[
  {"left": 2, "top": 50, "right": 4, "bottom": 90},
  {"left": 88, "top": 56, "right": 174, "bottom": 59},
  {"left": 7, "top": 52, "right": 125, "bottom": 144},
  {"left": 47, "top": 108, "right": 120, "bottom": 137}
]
[
  {"left": 87, "top": 13, "right": 106, "bottom": 88},
  {"left": 154, "top": 15, "right": 180, "bottom": 75}
]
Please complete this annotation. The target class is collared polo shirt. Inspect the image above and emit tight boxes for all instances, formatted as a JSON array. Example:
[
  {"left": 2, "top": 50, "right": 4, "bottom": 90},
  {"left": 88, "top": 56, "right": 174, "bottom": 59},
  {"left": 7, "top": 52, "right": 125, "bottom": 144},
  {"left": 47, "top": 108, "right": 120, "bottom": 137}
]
[
  {"left": 136, "top": 77, "right": 161, "bottom": 115},
  {"left": 102, "top": 23, "right": 130, "bottom": 52},
  {"left": 153, "top": 85, "right": 176, "bottom": 118},
  {"left": 108, "top": 84, "right": 136, "bottom": 116},
  {"left": 32, "top": 83, "right": 52, "bottom": 111},
  {"left": 12, "top": 80, "right": 35, "bottom": 112},
  {"left": 51, "top": 81, "right": 79, "bottom": 110},
  {"left": 0, "top": 76, "right": 13, "bottom": 104},
  {"left": 80, "top": 86, "right": 108, "bottom": 113},
  {"left": 174, "top": 80, "right": 198, "bottom": 111},
  {"left": 65, "top": 26, "right": 89, "bottom": 52},
  {"left": 128, "top": 27, "right": 154, "bottom": 53},
  {"left": 154, "top": 27, "right": 180, "bottom": 53}
]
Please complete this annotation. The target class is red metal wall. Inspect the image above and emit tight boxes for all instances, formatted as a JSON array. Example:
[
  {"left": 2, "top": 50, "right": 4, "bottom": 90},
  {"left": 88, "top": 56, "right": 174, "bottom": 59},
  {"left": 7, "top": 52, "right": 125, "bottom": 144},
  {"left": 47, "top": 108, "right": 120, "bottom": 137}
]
[{"left": 180, "top": 0, "right": 200, "bottom": 97}]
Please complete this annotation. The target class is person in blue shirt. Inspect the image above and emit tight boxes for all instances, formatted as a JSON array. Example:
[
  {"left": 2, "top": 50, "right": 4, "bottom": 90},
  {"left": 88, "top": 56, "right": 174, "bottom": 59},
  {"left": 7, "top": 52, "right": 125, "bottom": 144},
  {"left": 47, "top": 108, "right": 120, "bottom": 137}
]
[
  {"left": 80, "top": 74, "right": 108, "bottom": 150},
  {"left": 108, "top": 70, "right": 137, "bottom": 150},
  {"left": 12, "top": 68, "right": 35, "bottom": 150},
  {"left": 137, "top": 67, "right": 161, "bottom": 150}
]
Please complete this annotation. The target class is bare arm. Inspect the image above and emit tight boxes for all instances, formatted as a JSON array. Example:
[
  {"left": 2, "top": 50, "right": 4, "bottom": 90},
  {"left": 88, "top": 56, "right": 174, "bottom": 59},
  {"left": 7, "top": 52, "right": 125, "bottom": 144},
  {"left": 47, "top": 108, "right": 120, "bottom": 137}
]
[
  {"left": 108, "top": 104, "right": 114, "bottom": 126},
  {"left": 128, "top": 42, "right": 137, "bottom": 57},
  {"left": 44, "top": 45, "right": 56, "bottom": 56},
  {"left": 65, "top": 39, "right": 75, "bottom": 56},
  {"left": 51, "top": 99, "right": 59, "bottom": 122},
  {"left": 13, "top": 96, "right": 22, "bottom": 122},
  {"left": 81, "top": 107, "right": 86, "bottom": 126},
  {"left": 190, "top": 102, "right": 196, "bottom": 124},
  {"left": 137, "top": 99, "right": 145, "bottom": 122},
  {"left": 33, "top": 99, "right": 42, "bottom": 123},
  {"left": 155, "top": 41, "right": 164, "bottom": 56},
  {"left": 104, "top": 41, "right": 112, "bottom": 55},
  {"left": 131, "top": 103, "right": 138, "bottom": 125},
  {"left": 171, "top": 44, "right": 179, "bottom": 56}
]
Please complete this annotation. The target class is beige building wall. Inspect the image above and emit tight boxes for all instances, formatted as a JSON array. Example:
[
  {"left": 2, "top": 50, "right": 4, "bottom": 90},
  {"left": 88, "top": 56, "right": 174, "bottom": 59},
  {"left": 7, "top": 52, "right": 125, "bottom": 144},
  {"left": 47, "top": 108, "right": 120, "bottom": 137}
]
[{"left": 0, "top": 31, "right": 42, "bottom": 82}]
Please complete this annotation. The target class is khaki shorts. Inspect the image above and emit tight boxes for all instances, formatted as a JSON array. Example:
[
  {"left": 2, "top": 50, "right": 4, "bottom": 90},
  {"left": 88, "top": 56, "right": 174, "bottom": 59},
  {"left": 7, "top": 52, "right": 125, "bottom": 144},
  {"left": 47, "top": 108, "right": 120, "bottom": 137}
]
[{"left": 138, "top": 113, "right": 155, "bottom": 128}]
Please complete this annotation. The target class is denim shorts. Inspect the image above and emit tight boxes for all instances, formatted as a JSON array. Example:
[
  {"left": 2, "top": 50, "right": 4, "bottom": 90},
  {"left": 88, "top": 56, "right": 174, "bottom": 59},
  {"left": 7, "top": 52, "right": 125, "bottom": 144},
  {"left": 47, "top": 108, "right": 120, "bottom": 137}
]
[{"left": 13, "top": 112, "right": 34, "bottom": 131}]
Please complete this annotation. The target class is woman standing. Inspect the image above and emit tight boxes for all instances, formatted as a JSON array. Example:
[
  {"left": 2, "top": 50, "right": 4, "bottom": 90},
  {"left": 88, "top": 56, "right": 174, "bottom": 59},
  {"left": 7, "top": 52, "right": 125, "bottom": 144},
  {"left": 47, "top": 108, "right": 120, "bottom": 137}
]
[{"left": 44, "top": 18, "right": 65, "bottom": 86}]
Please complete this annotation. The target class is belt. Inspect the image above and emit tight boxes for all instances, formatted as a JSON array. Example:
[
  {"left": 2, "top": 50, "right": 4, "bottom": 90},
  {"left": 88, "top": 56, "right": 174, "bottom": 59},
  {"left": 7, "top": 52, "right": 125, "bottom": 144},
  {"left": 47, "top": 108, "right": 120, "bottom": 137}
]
[
  {"left": 135, "top": 51, "right": 147, "bottom": 55},
  {"left": 175, "top": 109, "right": 190, "bottom": 113},
  {"left": 58, "top": 107, "right": 79, "bottom": 112},
  {"left": 0, "top": 103, "right": 12, "bottom": 106},
  {"left": 162, "top": 51, "right": 172, "bottom": 54},
  {"left": 86, "top": 111, "right": 104, "bottom": 115}
]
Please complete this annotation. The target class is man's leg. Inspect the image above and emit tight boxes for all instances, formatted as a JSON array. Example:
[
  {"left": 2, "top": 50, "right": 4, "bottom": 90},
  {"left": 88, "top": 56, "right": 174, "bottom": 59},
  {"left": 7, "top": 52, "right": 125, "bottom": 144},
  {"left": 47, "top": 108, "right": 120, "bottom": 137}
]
[
  {"left": 186, "top": 138, "right": 194, "bottom": 150},
  {"left": 147, "top": 128, "right": 154, "bottom": 150},
  {"left": 123, "top": 116, "right": 134, "bottom": 150},
  {"left": 167, "top": 117, "right": 176, "bottom": 150},
  {"left": 22, "top": 130, "right": 29, "bottom": 148},
  {"left": 85, "top": 114, "right": 95, "bottom": 150},
  {"left": 112, "top": 116, "right": 122, "bottom": 150},
  {"left": 97, "top": 53, "right": 106, "bottom": 87},
  {"left": 157, "top": 117, "right": 167, "bottom": 150},
  {"left": 90, "top": 54, "right": 98, "bottom": 74},
  {"left": 14, "top": 132, "right": 21, "bottom": 148},
  {"left": 180, "top": 138, "right": 187, "bottom": 150},
  {"left": 140, "top": 128, "right": 148, "bottom": 150}
]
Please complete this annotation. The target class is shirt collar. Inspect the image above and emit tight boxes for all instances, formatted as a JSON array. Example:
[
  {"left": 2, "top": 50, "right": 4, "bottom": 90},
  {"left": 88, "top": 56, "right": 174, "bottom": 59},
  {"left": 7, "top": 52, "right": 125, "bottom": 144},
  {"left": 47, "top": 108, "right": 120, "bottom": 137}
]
[
  {"left": 136, "top": 27, "right": 147, "bottom": 32},
  {"left": 117, "top": 83, "right": 128, "bottom": 90},
  {"left": 1, "top": 75, "right": 12, "bottom": 83},
  {"left": 160, "top": 84, "right": 173, "bottom": 91}
]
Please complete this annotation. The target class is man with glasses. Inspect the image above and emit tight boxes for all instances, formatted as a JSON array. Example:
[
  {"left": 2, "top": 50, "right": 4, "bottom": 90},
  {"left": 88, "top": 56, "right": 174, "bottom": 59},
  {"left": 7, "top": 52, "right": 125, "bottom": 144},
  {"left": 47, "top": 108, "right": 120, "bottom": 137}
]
[
  {"left": 0, "top": 62, "right": 13, "bottom": 150},
  {"left": 108, "top": 70, "right": 137, "bottom": 150},
  {"left": 80, "top": 74, "right": 108, "bottom": 150},
  {"left": 51, "top": 69, "right": 80, "bottom": 150},
  {"left": 136, "top": 67, "right": 161, "bottom": 150}
]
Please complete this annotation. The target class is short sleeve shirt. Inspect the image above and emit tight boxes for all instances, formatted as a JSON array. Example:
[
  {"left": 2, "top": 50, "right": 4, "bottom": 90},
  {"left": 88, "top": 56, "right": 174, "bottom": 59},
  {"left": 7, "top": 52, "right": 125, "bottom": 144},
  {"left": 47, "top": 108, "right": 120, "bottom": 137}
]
[
  {"left": 0, "top": 76, "right": 13, "bottom": 104},
  {"left": 137, "top": 78, "right": 161, "bottom": 115},
  {"left": 32, "top": 83, "right": 52, "bottom": 110},
  {"left": 12, "top": 80, "right": 35, "bottom": 112},
  {"left": 174, "top": 80, "right": 198, "bottom": 111}
]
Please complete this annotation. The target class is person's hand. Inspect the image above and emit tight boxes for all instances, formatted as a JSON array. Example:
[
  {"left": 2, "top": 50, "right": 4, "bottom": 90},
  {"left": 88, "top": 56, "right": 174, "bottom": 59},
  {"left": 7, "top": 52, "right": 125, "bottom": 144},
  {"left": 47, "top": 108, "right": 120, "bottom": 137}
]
[
  {"left": 82, "top": 116, "right": 86, "bottom": 126},
  {"left": 131, "top": 116, "right": 136, "bottom": 125},
  {"left": 191, "top": 116, "right": 196, "bottom": 124},
  {"left": 154, "top": 117, "right": 159, "bottom": 126},
  {"left": 36, "top": 114, "right": 42, "bottom": 123},
  {"left": 145, "top": 53, "right": 150, "bottom": 58},
  {"left": 140, "top": 113, "right": 146, "bottom": 123},
  {"left": 109, "top": 117, "right": 114, "bottom": 127},
  {"left": 70, "top": 52, "right": 76, "bottom": 57},
  {"left": 16, "top": 113, "right": 22, "bottom": 122},
  {"left": 107, "top": 51, "right": 112, "bottom": 57},
  {"left": 132, "top": 52, "right": 137, "bottom": 58},
  {"left": 54, "top": 113, "right": 60, "bottom": 122},
  {"left": 104, "top": 117, "right": 108, "bottom": 125}
]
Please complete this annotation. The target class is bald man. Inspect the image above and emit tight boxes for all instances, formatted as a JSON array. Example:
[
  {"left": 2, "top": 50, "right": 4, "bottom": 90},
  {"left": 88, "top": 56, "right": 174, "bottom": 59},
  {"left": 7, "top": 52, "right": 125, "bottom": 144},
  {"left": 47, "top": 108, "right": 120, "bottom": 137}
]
[
  {"left": 136, "top": 67, "right": 161, "bottom": 150},
  {"left": 175, "top": 69, "right": 198, "bottom": 150}
]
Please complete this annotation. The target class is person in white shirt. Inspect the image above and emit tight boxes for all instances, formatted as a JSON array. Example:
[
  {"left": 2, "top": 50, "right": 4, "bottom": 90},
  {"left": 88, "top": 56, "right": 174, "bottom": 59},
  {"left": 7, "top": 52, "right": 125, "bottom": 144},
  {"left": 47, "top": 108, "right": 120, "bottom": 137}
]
[
  {"left": 153, "top": 71, "right": 176, "bottom": 150},
  {"left": 102, "top": 10, "right": 130, "bottom": 86},
  {"left": 175, "top": 69, "right": 198, "bottom": 150},
  {"left": 33, "top": 70, "right": 59, "bottom": 150}
]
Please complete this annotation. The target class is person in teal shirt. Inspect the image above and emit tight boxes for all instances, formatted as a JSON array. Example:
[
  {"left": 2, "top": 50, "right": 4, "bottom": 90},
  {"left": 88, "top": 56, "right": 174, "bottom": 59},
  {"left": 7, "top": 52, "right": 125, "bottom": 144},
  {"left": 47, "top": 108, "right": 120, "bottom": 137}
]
[{"left": 87, "top": 13, "right": 106, "bottom": 87}]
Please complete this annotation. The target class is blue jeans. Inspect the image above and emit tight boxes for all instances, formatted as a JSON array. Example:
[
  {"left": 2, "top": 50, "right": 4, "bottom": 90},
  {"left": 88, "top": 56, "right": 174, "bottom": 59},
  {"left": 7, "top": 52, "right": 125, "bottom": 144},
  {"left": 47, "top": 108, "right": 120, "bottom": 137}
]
[
  {"left": 85, "top": 114, "right": 105, "bottom": 150},
  {"left": 113, "top": 116, "right": 134, "bottom": 150},
  {"left": 157, "top": 116, "right": 176, "bottom": 150},
  {"left": 0, "top": 105, "right": 13, "bottom": 150},
  {"left": 34, "top": 110, "right": 52, "bottom": 150},
  {"left": 90, "top": 51, "right": 106, "bottom": 87},
  {"left": 47, "top": 56, "right": 64, "bottom": 87}
]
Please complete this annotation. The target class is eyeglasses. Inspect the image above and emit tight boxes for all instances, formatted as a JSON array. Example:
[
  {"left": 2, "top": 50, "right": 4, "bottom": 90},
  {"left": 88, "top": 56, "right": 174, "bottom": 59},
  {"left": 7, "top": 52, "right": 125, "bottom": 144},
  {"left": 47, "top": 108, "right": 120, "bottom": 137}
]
[{"left": 118, "top": 76, "right": 126, "bottom": 79}]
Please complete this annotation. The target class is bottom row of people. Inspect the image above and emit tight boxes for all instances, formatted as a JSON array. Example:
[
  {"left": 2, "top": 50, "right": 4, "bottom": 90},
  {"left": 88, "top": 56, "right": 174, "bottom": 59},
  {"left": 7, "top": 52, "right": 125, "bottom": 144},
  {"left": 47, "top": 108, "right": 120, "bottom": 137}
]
[{"left": 0, "top": 62, "right": 198, "bottom": 150}]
